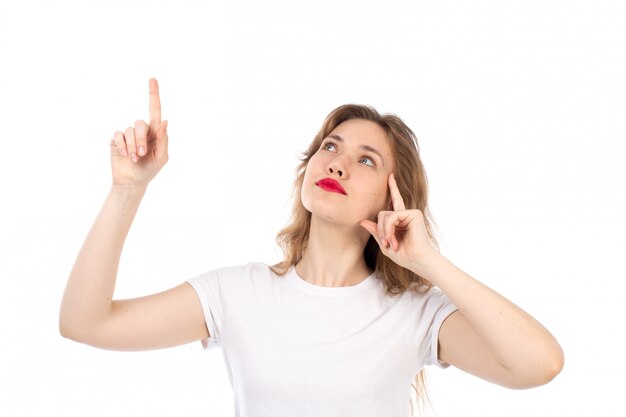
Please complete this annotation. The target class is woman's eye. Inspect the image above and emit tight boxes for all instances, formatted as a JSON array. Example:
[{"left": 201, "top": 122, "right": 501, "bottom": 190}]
[
  {"left": 322, "top": 141, "right": 374, "bottom": 167},
  {"left": 360, "top": 157, "right": 375, "bottom": 167},
  {"left": 322, "top": 142, "right": 336, "bottom": 151}
]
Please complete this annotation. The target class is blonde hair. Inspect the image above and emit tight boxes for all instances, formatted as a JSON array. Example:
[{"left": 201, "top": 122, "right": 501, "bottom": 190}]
[{"left": 271, "top": 104, "right": 439, "bottom": 414}]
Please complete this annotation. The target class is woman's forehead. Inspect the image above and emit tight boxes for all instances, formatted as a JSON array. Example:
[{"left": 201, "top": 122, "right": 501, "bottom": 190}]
[{"left": 329, "top": 119, "right": 391, "bottom": 148}]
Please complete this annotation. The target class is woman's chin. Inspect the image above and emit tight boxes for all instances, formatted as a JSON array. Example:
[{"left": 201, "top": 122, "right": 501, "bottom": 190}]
[{"left": 309, "top": 211, "right": 363, "bottom": 229}]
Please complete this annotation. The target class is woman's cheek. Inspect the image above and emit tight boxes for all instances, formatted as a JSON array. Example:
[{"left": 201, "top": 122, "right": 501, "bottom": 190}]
[{"left": 362, "top": 190, "right": 385, "bottom": 219}]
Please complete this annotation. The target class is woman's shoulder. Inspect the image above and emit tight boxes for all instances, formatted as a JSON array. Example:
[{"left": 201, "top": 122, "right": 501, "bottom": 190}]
[
  {"left": 409, "top": 284, "right": 458, "bottom": 320},
  {"left": 408, "top": 284, "right": 452, "bottom": 304},
  {"left": 189, "top": 261, "right": 278, "bottom": 283}
]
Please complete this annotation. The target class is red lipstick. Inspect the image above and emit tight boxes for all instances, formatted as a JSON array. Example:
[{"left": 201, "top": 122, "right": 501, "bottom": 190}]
[{"left": 315, "top": 178, "right": 347, "bottom": 195}]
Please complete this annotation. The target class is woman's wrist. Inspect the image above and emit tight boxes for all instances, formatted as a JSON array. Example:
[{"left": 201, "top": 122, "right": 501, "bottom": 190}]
[
  {"left": 408, "top": 249, "right": 447, "bottom": 285},
  {"left": 111, "top": 182, "right": 148, "bottom": 196}
]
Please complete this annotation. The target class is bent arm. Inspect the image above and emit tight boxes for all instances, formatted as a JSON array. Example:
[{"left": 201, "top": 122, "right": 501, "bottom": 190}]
[
  {"left": 414, "top": 253, "right": 564, "bottom": 389},
  {"left": 59, "top": 184, "right": 208, "bottom": 350}
]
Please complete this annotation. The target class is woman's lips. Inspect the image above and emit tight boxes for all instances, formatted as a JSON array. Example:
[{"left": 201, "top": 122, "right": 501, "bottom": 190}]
[{"left": 315, "top": 178, "right": 347, "bottom": 195}]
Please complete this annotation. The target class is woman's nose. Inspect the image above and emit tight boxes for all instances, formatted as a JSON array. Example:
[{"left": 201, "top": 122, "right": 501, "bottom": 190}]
[
  {"left": 327, "top": 157, "right": 347, "bottom": 177},
  {"left": 328, "top": 166, "right": 343, "bottom": 177}
]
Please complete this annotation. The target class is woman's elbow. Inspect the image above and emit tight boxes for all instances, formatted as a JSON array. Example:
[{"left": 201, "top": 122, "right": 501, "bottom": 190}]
[
  {"left": 58, "top": 317, "right": 82, "bottom": 342},
  {"left": 58, "top": 314, "right": 95, "bottom": 344},
  {"left": 511, "top": 350, "right": 564, "bottom": 389},
  {"left": 540, "top": 350, "right": 565, "bottom": 385}
]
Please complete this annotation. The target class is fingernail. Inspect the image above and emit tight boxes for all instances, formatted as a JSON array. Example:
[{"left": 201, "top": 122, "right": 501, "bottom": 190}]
[
  {"left": 139, "top": 146, "right": 145, "bottom": 156},
  {"left": 121, "top": 148, "right": 128, "bottom": 157},
  {"left": 132, "top": 152, "right": 138, "bottom": 162}
]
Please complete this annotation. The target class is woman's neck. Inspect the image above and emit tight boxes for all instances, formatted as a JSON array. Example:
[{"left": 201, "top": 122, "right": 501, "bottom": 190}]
[{"left": 295, "top": 215, "right": 373, "bottom": 287}]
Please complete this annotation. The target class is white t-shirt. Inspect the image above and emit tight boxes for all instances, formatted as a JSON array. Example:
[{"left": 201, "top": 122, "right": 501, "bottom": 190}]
[{"left": 187, "top": 262, "right": 458, "bottom": 417}]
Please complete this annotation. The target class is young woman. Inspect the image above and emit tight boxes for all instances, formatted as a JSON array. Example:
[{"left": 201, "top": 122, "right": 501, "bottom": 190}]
[{"left": 60, "top": 79, "right": 563, "bottom": 416}]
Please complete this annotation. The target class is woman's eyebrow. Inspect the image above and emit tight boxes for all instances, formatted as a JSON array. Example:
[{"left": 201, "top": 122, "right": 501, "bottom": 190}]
[{"left": 327, "top": 134, "right": 386, "bottom": 167}]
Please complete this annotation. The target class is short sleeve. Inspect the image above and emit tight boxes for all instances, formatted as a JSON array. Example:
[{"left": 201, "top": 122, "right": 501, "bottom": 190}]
[
  {"left": 416, "top": 287, "right": 459, "bottom": 368},
  {"left": 187, "top": 271, "right": 222, "bottom": 350},
  {"left": 187, "top": 264, "right": 248, "bottom": 350}
]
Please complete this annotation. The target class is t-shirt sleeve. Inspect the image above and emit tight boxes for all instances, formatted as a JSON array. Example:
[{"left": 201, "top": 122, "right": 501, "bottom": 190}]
[
  {"left": 416, "top": 287, "right": 459, "bottom": 369},
  {"left": 186, "top": 264, "right": 246, "bottom": 350}
]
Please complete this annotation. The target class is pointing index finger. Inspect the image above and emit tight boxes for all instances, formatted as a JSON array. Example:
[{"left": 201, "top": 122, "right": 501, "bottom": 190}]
[
  {"left": 389, "top": 173, "right": 406, "bottom": 211},
  {"left": 149, "top": 78, "right": 161, "bottom": 126}
]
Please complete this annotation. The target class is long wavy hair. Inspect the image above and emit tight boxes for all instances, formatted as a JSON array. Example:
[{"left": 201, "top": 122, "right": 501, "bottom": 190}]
[{"left": 271, "top": 104, "right": 440, "bottom": 414}]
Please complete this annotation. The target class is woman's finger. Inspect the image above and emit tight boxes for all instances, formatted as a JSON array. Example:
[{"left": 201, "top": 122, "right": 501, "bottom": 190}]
[
  {"left": 382, "top": 212, "right": 393, "bottom": 249},
  {"left": 149, "top": 78, "right": 161, "bottom": 126},
  {"left": 377, "top": 212, "right": 388, "bottom": 247},
  {"left": 154, "top": 120, "right": 169, "bottom": 164},
  {"left": 134, "top": 120, "right": 148, "bottom": 157},
  {"left": 389, "top": 173, "right": 406, "bottom": 211},
  {"left": 113, "top": 131, "right": 127, "bottom": 157},
  {"left": 360, "top": 219, "right": 377, "bottom": 240},
  {"left": 384, "top": 213, "right": 402, "bottom": 251},
  {"left": 124, "top": 127, "right": 138, "bottom": 162},
  {"left": 360, "top": 220, "right": 384, "bottom": 248}
]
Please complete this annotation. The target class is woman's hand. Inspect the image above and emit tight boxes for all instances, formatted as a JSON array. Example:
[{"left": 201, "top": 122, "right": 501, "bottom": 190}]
[
  {"left": 363, "top": 175, "right": 564, "bottom": 389},
  {"left": 110, "top": 78, "right": 169, "bottom": 187},
  {"left": 360, "top": 173, "right": 438, "bottom": 272}
]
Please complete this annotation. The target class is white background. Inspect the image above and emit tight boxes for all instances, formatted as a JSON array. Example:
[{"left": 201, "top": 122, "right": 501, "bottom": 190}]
[{"left": 1, "top": 0, "right": 624, "bottom": 416}]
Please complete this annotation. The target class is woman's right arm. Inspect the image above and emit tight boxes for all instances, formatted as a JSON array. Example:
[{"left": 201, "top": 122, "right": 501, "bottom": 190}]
[{"left": 59, "top": 79, "right": 208, "bottom": 351}]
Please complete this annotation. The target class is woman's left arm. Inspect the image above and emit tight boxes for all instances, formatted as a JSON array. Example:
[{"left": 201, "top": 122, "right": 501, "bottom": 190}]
[
  {"left": 361, "top": 173, "right": 564, "bottom": 389},
  {"left": 412, "top": 253, "right": 564, "bottom": 389}
]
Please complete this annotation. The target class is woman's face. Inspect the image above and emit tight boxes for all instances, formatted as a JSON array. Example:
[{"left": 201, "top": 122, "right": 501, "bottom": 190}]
[{"left": 301, "top": 118, "right": 395, "bottom": 226}]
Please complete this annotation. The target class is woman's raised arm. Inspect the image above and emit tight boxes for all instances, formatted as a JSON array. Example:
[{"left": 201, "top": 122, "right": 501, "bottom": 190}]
[{"left": 59, "top": 79, "right": 208, "bottom": 350}]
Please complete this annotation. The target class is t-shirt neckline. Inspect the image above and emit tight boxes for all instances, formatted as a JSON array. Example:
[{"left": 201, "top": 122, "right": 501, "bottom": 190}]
[{"left": 286, "top": 265, "right": 379, "bottom": 297}]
